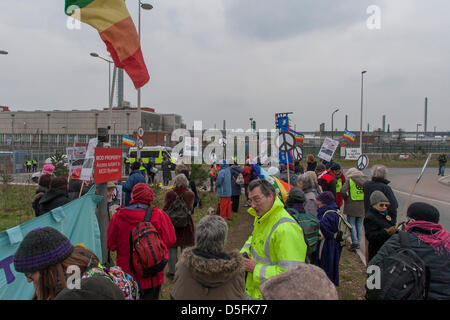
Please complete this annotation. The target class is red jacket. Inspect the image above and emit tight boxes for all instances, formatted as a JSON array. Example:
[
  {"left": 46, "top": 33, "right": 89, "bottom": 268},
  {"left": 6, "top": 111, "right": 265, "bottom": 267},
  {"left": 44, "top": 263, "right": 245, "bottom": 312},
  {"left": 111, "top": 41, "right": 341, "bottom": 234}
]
[
  {"left": 241, "top": 165, "right": 253, "bottom": 185},
  {"left": 107, "top": 202, "right": 176, "bottom": 290}
]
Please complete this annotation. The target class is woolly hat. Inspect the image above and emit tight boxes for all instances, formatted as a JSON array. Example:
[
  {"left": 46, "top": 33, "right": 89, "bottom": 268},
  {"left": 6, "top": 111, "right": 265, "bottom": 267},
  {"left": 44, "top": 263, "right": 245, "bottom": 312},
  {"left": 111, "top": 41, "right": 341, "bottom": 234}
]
[
  {"left": 260, "top": 263, "right": 338, "bottom": 300},
  {"left": 286, "top": 187, "right": 306, "bottom": 207},
  {"left": 315, "top": 163, "right": 326, "bottom": 172},
  {"left": 54, "top": 275, "right": 125, "bottom": 300},
  {"left": 330, "top": 163, "right": 341, "bottom": 171},
  {"left": 131, "top": 183, "right": 154, "bottom": 205},
  {"left": 407, "top": 202, "right": 440, "bottom": 223},
  {"left": 41, "top": 164, "right": 55, "bottom": 176},
  {"left": 369, "top": 190, "right": 389, "bottom": 206},
  {"left": 316, "top": 191, "right": 335, "bottom": 205},
  {"left": 14, "top": 227, "right": 74, "bottom": 273}
]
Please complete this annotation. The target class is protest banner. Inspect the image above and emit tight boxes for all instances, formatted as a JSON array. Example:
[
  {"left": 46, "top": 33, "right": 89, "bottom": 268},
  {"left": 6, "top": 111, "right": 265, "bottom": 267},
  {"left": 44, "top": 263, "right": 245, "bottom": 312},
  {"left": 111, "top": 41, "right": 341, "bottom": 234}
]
[
  {"left": 94, "top": 148, "right": 122, "bottom": 184},
  {"left": 317, "top": 137, "right": 339, "bottom": 162},
  {"left": 66, "top": 146, "right": 86, "bottom": 176},
  {"left": 80, "top": 138, "right": 98, "bottom": 181}
]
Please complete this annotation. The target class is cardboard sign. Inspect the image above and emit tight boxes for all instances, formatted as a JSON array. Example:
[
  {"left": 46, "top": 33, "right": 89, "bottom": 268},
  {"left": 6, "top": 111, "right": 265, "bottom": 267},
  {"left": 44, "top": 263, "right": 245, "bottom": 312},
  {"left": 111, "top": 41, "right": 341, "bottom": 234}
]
[
  {"left": 66, "top": 146, "right": 86, "bottom": 176},
  {"left": 317, "top": 137, "right": 339, "bottom": 162},
  {"left": 80, "top": 138, "right": 98, "bottom": 181},
  {"left": 94, "top": 148, "right": 122, "bottom": 184}
]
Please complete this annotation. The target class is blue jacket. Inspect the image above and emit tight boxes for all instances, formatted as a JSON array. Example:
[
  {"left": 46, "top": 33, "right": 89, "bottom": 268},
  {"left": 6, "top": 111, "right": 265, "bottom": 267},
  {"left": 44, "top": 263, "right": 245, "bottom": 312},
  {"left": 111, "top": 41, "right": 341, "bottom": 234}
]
[
  {"left": 230, "top": 165, "right": 242, "bottom": 196},
  {"left": 216, "top": 164, "right": 232, "bottom": 198},
  {"left": 123, "top": 170, "right": 146, "bottom": 206}
]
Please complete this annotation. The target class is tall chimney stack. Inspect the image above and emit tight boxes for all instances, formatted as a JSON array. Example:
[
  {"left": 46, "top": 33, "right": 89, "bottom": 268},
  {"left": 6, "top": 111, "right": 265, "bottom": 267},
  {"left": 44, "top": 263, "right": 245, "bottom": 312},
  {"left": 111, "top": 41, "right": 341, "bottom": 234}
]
[{"left": 424, "top": 97, "right": 428, "bottom": 133}]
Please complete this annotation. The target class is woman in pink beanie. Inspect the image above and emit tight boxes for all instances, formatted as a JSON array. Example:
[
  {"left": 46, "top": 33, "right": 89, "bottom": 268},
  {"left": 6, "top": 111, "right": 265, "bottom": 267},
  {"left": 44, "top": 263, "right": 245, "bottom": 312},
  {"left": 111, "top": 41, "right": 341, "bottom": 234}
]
[{"left": 41, "top": 164, "right": 55, "bottom": 176}]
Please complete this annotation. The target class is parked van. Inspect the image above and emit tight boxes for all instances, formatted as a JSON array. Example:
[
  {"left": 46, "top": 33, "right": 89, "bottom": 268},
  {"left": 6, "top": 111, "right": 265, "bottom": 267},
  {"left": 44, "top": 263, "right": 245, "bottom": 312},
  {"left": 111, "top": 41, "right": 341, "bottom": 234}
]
[{"left": 128, "top": 146, "right": 176, "bottom": 169}]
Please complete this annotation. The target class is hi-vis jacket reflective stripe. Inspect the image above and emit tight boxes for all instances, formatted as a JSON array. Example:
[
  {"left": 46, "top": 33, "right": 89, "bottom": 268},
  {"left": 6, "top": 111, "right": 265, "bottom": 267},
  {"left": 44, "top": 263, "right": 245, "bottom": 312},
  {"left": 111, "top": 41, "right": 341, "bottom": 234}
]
[
  {"left": 349, "top": 178, "right": 364, "bottom": 201},
  {"left": 240, "top": 196, "right": 307, "bottom": 300}
]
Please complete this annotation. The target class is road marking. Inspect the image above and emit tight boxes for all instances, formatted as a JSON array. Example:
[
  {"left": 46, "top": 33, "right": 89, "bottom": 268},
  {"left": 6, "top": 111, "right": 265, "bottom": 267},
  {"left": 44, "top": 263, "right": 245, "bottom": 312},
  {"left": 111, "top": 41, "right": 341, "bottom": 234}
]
[{"left": 392, "top": 188, "right": 450, "bottom": 206}]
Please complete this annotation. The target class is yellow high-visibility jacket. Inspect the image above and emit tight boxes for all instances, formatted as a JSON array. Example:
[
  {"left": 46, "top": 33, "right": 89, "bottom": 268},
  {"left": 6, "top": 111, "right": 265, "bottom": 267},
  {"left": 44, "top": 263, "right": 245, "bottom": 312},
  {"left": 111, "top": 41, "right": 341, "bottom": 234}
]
[{"left": 240, "top": 196, "right": 307, "bottom": 300}]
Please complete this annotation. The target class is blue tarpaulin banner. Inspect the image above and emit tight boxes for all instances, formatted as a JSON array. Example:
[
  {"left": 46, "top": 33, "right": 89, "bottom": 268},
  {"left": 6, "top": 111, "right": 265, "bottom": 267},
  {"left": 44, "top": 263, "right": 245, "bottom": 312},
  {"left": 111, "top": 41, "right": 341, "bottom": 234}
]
[{"left": 0, "top": 186, "right": 103, "bottom": 300}]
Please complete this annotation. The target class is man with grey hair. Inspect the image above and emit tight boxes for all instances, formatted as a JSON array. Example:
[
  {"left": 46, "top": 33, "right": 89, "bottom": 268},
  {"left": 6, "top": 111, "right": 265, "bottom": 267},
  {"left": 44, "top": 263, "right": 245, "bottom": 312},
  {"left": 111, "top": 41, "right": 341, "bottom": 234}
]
[
  {"left": 170, "top": 215, "right": 245, "bottom": 300},
  {"left": 363, "top": 165, "right": 398, "bottom": 223},
  {"left": 240, "top": 179, "right": 307, "bottom": 300}
]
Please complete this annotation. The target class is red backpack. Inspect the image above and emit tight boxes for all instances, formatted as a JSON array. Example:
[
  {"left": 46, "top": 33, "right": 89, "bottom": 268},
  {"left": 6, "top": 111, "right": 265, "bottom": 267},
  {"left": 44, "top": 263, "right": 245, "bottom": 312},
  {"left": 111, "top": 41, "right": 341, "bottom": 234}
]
[{"left": 129, "top": 206, "right": 168, "bottom": 287}]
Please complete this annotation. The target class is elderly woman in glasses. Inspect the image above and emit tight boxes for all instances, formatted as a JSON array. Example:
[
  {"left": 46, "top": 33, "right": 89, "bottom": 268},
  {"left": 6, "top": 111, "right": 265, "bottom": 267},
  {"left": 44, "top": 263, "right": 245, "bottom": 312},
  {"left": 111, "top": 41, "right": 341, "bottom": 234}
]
[{"left": 363, "top": 190, "right": 397, "bottom": 261}]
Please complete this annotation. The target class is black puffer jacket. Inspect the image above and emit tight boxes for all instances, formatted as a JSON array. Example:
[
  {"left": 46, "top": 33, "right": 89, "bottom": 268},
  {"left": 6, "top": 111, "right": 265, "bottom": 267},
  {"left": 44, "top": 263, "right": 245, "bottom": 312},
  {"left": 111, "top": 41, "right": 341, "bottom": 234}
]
[
  {"left": 32, "top": 186, "right": 48, "bottom": 217},
  {"left": 363, "top": 177, "right": 398, "bottom": 223},
  {"left": 38, "top": 189, "right": 71, "bottom": 216},
  {"left": 369, "top": 229, "right": 450, "bottom": 300},
  {"left": 364, "top": 206, "right": 396, "bottom": 261}
]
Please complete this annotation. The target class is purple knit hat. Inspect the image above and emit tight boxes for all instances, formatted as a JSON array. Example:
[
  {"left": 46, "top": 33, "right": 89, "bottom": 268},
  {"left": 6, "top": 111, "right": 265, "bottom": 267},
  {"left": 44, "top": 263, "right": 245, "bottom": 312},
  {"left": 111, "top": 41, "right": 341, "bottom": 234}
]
[
  {"left": 14, "top": 227, "right": 74, "bottom": 273},
  {"left": 316, "top": 191, "right": 335, "bottom": 205}
]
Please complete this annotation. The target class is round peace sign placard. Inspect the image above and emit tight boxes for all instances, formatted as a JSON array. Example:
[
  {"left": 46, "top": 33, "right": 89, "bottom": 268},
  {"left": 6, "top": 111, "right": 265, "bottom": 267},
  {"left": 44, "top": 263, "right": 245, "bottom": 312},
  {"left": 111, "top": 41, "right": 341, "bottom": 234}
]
[
  {"left": 293, "top": 146, "right": 303, "bottom": 161},
  {"left": 276, "top": 132, "right": 296, "bottom": 153},
  {"left": 357, "top": 154, "right": 369, "bottom": 171}
]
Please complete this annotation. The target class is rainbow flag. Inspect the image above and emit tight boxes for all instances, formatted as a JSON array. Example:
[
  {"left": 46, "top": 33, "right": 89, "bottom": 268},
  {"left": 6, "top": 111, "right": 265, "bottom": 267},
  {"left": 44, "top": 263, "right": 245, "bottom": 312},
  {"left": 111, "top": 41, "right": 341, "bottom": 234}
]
[
  {"left": 251, "top": 161, "right": 290, "bottom": 202},
  {"left": 65, "top": 0, "right": 150, "bottom": 89},
  {"left": 288, "top": 128, "right": 305, "bottom": 143},
  {"left": 343, "top": 129, "right": 356, "bottom": 142},
  {"left": 122, "top": 135, "right": 136, "bottom": 147}
]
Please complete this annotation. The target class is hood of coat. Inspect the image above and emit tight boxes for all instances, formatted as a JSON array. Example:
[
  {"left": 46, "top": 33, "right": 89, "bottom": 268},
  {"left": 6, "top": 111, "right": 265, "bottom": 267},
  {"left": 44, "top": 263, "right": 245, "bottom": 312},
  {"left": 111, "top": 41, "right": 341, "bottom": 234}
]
[
  {"left": 350, "top": 175, "right": 369, "bottom": 187},
  {"left": 39, "top": 189, "right": 68, "bottom": 205},
  {"left": 180, "top": 248, "right": 244, "bottom": 288},
  {"left": 372, "top": 176, "right": 391, "bottom": 185},
  {"left": 116, "top": 202, "right": 152, "bottom": 225}
]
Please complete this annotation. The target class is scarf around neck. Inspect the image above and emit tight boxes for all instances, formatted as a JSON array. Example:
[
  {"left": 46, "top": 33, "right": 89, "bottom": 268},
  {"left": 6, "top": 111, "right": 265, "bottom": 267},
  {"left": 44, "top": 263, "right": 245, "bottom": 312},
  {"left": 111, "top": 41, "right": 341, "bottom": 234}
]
[{"left": 406, "top": 220, "right": 450, "bottom": 255}]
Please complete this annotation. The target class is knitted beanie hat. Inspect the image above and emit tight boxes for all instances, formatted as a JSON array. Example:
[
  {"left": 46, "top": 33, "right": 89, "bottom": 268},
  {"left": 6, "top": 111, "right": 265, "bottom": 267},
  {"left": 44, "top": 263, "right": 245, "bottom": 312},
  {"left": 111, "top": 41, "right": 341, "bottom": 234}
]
[
  {"left": 14, "top": 227, "right": 74, "bottom": 273},
  {"left": 369, "top": 190, "right": 389, "bottom": 206},
  {"left": 286, "top": 187, "right": 306, "bottom": 207},
  {"left": 131, "top": 183, "right": 154, "bottom": 205},
  {"left": 316, "top": 191, "right": 335, "bottom": 205},
  {"left": 330, "top": 163, "right": 341, "bottom": 171},
  {"left": 41, "top": 164, "right": 55, "bottom": 176},
  {"left": 407, "top": 202, "right": 440, "bottom": 223}
]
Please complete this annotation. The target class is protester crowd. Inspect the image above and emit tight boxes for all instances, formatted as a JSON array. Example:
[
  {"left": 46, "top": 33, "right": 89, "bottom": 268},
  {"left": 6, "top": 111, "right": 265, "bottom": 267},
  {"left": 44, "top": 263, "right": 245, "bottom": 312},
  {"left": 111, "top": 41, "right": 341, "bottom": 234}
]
[{"left": 15, "top": 155, "right": 450, "bottom": 300}]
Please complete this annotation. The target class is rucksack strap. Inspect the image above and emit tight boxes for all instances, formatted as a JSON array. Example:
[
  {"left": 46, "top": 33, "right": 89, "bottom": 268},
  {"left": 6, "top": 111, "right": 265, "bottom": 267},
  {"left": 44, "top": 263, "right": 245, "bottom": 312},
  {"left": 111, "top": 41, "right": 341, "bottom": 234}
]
[
  {"left": 143, "top": 206, "right": 155, "bottom": 222},
  {"left": 399, "top": 231, "right": 411, "bottom": 249}
]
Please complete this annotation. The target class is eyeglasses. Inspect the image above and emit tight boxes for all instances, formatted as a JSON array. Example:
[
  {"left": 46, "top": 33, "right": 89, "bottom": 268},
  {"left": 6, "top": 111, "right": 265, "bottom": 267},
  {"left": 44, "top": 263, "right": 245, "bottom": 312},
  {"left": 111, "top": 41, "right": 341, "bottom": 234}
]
[{"left": 378, "top": 203, "right": 390, "bottom": 208}]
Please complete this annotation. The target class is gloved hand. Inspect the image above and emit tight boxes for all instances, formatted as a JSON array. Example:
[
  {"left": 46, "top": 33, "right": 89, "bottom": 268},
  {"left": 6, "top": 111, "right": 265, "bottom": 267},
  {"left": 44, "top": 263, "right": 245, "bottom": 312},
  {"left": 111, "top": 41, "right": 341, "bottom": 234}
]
[{"left": 385, "top": 226, "right": 396, "bottom": 236}]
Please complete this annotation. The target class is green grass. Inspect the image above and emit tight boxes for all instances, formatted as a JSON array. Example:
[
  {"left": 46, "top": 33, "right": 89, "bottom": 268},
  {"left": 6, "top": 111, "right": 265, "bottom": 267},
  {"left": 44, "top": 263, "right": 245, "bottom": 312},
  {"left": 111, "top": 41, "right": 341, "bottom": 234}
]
[{"left": 0, "top": 185, "right": 36, "bottom": 233}]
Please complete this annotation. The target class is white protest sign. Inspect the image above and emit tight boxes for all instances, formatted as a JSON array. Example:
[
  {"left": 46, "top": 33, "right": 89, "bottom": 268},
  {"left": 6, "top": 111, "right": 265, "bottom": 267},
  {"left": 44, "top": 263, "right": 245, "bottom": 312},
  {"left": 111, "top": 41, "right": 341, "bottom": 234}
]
[
  {"left": 317, "top": 137, "right": 339, "bottom": 162},
  {"left": 184, "top": 137, "right": 200, "bottom": 157},
  {"left": 66, "top": 146, "right": 86, "bottom": 176},
  {"left": 80, "top": 138, "right": 98, "bottom": 181},
  {"left": 345, "top": 148, "right": 362, "bottom": 160}
]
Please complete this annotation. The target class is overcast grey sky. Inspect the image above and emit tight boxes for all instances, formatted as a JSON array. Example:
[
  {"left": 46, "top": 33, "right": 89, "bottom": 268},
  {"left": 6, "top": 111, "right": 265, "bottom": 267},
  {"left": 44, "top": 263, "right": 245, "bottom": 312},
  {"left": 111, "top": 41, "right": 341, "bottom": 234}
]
[{"left": 1, "top": 0, "right": 449, "bottom": 133}]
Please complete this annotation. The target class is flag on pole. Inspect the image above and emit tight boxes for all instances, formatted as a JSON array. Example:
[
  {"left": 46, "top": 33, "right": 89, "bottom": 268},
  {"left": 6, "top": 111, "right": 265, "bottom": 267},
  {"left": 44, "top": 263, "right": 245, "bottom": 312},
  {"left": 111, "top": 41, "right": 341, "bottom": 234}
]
[
  {"left": 122, "top": 135, "right": 136, "bottom": 147},
  {"left": 251, "top": 160, "right": 290, "bottom": 202},
  {"left": 65, "top": 0, "right": 150, "bottom": 89},
  {"left": 288, "top": 128, "right": 305, "bottom": 143},
  {"left": 343, "top": 129, "right": 356, "bottom": 142}
]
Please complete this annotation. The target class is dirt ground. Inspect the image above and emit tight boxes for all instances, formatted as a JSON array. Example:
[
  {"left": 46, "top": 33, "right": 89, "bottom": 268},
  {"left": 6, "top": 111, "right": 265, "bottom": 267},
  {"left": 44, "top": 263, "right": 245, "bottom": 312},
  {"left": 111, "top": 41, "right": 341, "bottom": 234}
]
[{"left": 160, "top": 195, "right": 367, "bottom": 300}]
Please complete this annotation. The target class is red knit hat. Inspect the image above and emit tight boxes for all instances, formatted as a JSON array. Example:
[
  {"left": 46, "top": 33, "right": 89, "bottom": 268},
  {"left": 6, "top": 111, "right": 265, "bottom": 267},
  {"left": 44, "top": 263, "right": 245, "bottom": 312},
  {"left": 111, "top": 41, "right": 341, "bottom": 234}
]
[{"left": 130, "top": 183, "right": 154, "bottom": 205}]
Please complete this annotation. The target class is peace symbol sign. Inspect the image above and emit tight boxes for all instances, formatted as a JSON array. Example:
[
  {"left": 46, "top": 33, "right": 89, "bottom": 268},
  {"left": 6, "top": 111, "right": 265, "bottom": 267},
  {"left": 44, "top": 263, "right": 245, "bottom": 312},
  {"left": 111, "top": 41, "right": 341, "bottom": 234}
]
[
  {"left": 293, "top": 146, "right": 303, "bottom": 161},
  {"left": 276, "top": 132, "right": 295, "bottom": 153},
  {"left": 357, "top": 154, "right": 369, "bottom": 171}
]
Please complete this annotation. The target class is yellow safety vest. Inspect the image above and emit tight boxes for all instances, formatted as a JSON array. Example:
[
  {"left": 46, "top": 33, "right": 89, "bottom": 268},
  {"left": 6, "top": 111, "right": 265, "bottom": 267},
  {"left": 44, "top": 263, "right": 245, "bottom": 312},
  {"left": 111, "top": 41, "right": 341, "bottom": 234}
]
[
  {"left": 240, "top": 197, "right": 307, "bottom": 300},
  {"left": 336, "top": 178, "right": 343, "bottom": 193},
  {"left": 349, "top": 178, "right": 364, "bottom": 201},
  {"left": 27, "top": 161, "right": 31, "bottom": 166}
]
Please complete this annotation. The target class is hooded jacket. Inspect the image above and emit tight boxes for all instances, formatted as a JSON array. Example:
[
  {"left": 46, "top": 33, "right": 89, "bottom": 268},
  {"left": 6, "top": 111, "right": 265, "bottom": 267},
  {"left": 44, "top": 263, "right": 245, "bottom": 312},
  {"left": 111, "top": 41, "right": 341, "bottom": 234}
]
[
  {"left": 341, "top": 174, "right": 369, "bottom": 218},
  {"left": 364, "top": 206, "right": 396, "bottom": 261},
  {"left": 38, "top": 188, "right": 71, "bottom": 216},
  {"left": 123, "top": 170, "right": 146, "bottom": 206},
  {"left": 230, "top": 165, "right": 243, "bottom": 196},
  {"left": 170, "top": 248, "right": 245, "bottom": 300},
  {"left": 216, "top": 163, "right": 232, "bottom": 198},
  {"left": 240, "top": 196, "right": 307, "bottom": 300},
  {"left": 32, "top": 185, "right": 48, "bottom": 217},
  {"left": 363, "top": 177, "right": 398, "bottom": 223},
  {"left": 107, "top": 202, "right": 176, "bottom": 290}
]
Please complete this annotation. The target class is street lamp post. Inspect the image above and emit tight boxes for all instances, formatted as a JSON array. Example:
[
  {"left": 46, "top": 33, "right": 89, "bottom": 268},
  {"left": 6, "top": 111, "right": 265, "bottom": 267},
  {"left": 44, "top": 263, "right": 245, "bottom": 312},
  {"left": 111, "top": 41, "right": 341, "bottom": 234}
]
[
  {"left": 331, "top": 108, "right": 339, "bottom": 139},
  {"left": 90, "top": 52, "right": 113, "bottom": 107},
  {"left": 360, "top": 70, "right": 367, "bottom": 154},
  {"left": 416, "top": 123, "right": 422, "bottom": 142},
  {"left": 137, "top": 1, "right": 153, "bottom": 160}
]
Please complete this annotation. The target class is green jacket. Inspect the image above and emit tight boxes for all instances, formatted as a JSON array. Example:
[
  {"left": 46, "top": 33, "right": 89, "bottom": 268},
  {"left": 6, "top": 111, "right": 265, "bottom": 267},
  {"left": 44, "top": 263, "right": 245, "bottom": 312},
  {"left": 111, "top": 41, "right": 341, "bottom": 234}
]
[{"left": 240, "top": 196, "right": 307, "bottom": 300}]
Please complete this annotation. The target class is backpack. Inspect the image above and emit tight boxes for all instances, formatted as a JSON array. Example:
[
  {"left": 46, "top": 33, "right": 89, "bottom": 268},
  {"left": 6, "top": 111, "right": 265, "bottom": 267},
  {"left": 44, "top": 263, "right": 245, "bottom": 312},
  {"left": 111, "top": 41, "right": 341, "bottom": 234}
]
[
  {"left": 323, "top": 209, "right": 352, "bottom": 247},
  {"left": 366, "top": 231, "right": 430, "bottom": 300},
  {"left": 166, "top": 192, "right": 191, "bottom": 228},
  {"left": 82, "top": 265, "right": 140, "bottom": 300},
  {"left": 235, "top": 173, "right": 245, "bottom": 185},
  {"left": 288, "top": 208, "right": 320, "bottom": 255},
  {"left": 129, "top": 206, "right": 168, "bottom": 284}
]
